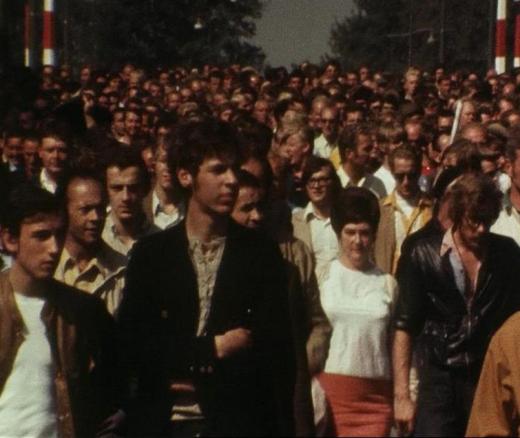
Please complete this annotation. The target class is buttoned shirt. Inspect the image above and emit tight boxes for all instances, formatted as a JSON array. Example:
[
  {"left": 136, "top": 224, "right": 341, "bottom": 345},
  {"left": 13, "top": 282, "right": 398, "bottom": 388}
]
[
  {"left": 171, "top": 235, "right": 226, "bottom": 422},
  {"left": 303, "top": 203, "right": 339, "bottom": 283},
  {"left": 102, "top": 212, "right": 158, "bottom": 257},
  {"left": 187, "top": 236, "right": 227, "bottom": 337},
  {"left": 152, "top": 191, "right": 185, "bottom": 230},
  {"left": 440, "top": 228, "right": 482, "bottom": 299},
  {"left": 39, "top": 169, "right": 57, "bottom": 194},
  {"left": 337, "top": 166, "right": 387, "bottom": 199},
  {"left": 491, "top": 193, "right": 520, "bottom": 246},
  {"left": 54, "top": 243, "right": 126, "bottom": 315}
]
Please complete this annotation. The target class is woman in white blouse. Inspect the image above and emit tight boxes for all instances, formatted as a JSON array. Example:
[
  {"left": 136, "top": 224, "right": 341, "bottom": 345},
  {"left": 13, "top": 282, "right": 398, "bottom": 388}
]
[{"left": 318, "top": 187, "right": 397, "bottom": 437}]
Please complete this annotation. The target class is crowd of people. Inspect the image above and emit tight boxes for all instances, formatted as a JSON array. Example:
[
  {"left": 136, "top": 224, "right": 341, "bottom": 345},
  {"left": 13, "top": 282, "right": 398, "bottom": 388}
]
[{"left": 2, "top": 60, "right": 520, "bottom": 437}]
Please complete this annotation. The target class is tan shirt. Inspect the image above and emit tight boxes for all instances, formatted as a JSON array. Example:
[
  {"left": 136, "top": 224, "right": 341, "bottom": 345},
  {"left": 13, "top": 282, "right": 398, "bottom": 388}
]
[
  {"left": 54, "top": 243, "right": 126, "bottom": 315},
  {"left": 466, "top": 311, "right": 520, "bottom": 437}
]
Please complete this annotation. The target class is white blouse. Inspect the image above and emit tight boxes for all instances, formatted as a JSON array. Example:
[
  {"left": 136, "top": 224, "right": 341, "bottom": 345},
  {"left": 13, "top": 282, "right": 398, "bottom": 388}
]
[{"left": 321, "top": 259, "right": 398, "bottom": 380}]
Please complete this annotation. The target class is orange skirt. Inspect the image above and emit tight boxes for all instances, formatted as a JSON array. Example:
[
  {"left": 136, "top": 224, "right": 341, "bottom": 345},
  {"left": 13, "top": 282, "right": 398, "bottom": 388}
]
[{"left": 318, "top": 373, "right": 393, "bottom": 437}]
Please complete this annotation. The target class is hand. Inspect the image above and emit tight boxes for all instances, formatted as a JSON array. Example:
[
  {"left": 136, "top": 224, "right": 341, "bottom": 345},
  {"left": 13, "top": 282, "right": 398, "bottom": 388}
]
[
  {"left": 170, "top": 379, "right": 196, "bottom": 406},
  {"left": 170, "top": 380, "right": 196, "bottom": 393},
  {"left": 394, "top": 395, "right": 416, "bottom": 436},
  {"left": 96, "top": 409, "right": 126, "bottom": 437},
  {"left": 214, "top": 327, "right": 252, "bottom": 359}
]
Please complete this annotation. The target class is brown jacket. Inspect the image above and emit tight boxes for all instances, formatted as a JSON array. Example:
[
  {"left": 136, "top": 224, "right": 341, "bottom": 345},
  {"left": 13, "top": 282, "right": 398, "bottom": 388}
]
[
  {"left": 279, "top": 237, "right": 332, "bottom": 437},
  {"left": 375, "top": 193, "right": 432, "bottom": 274},
  {"left": 466, "top": 311, "right": 520, "bottom": 437},
  {"left": 0, "top": 271, "right": 117, "bottom": 438}
]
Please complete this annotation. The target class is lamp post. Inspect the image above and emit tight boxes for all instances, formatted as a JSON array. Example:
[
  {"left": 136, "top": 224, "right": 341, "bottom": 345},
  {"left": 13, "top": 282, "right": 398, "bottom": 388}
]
[{"left": 439, "top": 0, "right": 445, "bottom": 65}]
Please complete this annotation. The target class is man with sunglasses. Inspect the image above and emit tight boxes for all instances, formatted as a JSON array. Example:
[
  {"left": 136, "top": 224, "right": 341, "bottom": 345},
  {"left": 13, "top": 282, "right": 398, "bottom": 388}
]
[
  {"left": 375, "top": 146, "right": 432, "bottom": 274},
  {"left": 393, "top": 173, "right": 520, "bottom": 436}
]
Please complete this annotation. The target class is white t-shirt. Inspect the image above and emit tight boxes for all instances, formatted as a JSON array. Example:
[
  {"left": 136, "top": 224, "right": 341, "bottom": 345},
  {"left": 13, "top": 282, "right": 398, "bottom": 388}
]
[
  {"left": 321, "top": 260, "right": 397, "bottom": 379},
  {"left": 0, "top": 293, "right": 58, "bottom": 438}
]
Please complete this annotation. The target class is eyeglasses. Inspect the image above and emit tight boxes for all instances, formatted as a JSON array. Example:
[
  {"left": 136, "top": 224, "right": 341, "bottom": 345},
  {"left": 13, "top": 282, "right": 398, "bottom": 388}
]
[
  {"left": 393, "top": 172, "right": 420, "bottom": 182},
  {"left": 463, "top": 215, "right": 492, "bottom": 230},
  {"left": 307, "top": 176, "right": 332, "bottom": 187}
]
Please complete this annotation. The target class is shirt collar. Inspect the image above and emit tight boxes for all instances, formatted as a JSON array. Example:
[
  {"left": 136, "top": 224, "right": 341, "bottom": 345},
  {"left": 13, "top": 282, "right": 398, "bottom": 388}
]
[
  {"left": 152, "top": 190, "right": 185, "bottom": 219},
  {"left": 152, "top": 190, "right": 162, "bottom": 215},
  {"left": 40, "top": 168, "right": 57, "bottom": 194},
  {"left": 503, "top": 191, "right": 513, "bottom": 213},
  {"left": 303, "top": 202, "right": 330, "bottom": 224},
  {"left": 385, "top": 190, "right": 433, "bottom": 209},
  {"left": 440, "top": 227, "right": 456, "bottom": 257},
  {"left": 59, "top": 247, "right": 108, "bottom": 278}
]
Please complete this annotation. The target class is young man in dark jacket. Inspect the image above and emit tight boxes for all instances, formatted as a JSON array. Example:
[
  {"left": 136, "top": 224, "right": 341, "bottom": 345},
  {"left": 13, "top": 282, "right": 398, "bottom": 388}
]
[{"left": 118, "top": 119, "right": 296, "bottom": 437}]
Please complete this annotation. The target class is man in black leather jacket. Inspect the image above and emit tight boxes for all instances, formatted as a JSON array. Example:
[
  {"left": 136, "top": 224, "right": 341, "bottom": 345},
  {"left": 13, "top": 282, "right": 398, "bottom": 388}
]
[{"left": 392, "top": 173, "right": 520, "bottom": 436}]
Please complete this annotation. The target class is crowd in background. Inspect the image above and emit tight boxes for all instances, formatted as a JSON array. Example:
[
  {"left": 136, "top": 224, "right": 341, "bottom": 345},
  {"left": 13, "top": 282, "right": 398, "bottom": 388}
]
[{"left": 2, "top": 60, "right": 520, "bottom": 437}]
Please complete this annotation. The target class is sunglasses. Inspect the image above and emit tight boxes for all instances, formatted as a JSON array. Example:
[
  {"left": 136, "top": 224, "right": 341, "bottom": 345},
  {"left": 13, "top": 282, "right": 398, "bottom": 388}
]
[{"left": 394, "top": 172, "right": 420, "bottom": 182}]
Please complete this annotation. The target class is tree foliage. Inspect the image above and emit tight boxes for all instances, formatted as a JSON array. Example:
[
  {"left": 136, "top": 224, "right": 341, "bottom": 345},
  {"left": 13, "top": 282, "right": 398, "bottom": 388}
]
[
  {"left": 330, "top": 0, "right": 492, "bottom": 73},
  {"left": 66, "top": 0, "right": 265, "bottom": 69}
]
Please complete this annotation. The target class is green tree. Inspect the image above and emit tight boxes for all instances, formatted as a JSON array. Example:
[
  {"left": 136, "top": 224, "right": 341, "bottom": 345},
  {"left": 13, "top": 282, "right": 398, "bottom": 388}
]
[
  {"left": 329, "top": 0, "right": 408, "bottom": 72},
  {"left": 330, "top": 0, "right": 492, "bottom": 73},
  {"left": 65, "top": 0, "right": 265, "bottom": 69}
]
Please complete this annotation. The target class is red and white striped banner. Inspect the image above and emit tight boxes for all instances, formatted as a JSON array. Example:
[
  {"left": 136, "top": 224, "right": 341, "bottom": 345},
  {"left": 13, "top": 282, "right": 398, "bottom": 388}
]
[
  {"left": 515, "top": 13, "right": 520, "bottom": 67},
  {"left": 496, "top": 0, "right": 507, "bottom": 74},
  {"left": 43, "top": 0, "right": 56, "bottom": 66}
]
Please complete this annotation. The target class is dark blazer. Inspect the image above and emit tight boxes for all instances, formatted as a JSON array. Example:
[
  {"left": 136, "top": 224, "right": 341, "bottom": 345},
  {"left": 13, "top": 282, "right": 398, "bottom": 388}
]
[{"left": 118, "top": 220, "right": 296, "bottom": 437}]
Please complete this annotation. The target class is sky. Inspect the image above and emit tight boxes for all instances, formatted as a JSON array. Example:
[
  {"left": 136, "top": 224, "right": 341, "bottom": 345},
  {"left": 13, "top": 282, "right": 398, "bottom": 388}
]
[{"left": 253, "top": 0, "right": 355, "bottom": 68}]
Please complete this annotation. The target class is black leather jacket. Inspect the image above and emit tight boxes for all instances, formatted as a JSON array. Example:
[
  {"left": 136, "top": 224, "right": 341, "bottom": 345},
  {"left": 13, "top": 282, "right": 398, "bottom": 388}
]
[{"left": 394, "top": 224, "right": 520, "bottom": 370}]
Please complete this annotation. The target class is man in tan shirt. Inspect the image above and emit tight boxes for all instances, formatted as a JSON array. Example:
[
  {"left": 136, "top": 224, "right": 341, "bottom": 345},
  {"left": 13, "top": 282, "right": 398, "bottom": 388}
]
[
  {"left": 54, "top": 168, "right": 126, "bottom": 315},
  {"left": 466, "top": 312, "right": 520, "bottom": 437}
]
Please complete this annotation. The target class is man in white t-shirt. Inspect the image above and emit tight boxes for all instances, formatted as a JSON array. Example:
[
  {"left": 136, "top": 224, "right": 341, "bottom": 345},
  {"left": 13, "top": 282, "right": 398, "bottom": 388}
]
[{"left": 0, "top": 184, "right": 117, "bottom": 437}]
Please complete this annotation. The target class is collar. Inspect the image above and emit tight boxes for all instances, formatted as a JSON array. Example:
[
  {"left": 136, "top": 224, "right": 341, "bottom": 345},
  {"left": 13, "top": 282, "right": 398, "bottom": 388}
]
[
  {"left": 503, "top": 191, "right": 514, "bottom": 214},
  {"left": 107, "top": 211, "right": 153, "bottom": 237},
  {"left": 152, "top": 190, "right": 185, "bottom": 218},
  {"left": 152, "top": 190, "right": 163, "bottom": 215},
  {"left": 303, "top": 202, "right": 330, "bottom": 223},
  {"left": 440, "top": 227, "right": 456, "bottom": 257},
  {"left": 383, "top": 190, "right": 433, "bottom": 209},
  {"left": 40, "top": 168, "right": 57, "bottom": 194},
  {"left": 59, "top": 246, "right": 108, "bottom": 278}
]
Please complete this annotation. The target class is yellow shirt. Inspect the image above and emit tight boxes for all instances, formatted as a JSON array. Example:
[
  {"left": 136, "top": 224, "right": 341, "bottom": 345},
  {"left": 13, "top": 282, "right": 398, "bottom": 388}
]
[{"left": 54, "top": 243, "right": 126, "bottom": 315}]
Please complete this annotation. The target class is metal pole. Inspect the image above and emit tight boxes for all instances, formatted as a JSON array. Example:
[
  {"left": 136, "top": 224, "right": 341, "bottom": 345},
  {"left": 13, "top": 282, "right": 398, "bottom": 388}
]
[
  {"left": 63, "top": 0, "right": 70, "bottom": 65},
  {"left": 0, "top": 0, "right": 8, "bottom": 71},
  {"left": 439, "top": 0, "right": 445, "bottom": 65},
  {"left": 408, "top": 0, "right": 413, "bottom": 67},
  {"left": 488, "top": 0, "right": 496, "bottom": 71}
]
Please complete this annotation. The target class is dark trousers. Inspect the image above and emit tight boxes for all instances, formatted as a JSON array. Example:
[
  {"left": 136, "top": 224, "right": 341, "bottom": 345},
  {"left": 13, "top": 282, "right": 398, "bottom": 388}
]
[
  {"left": 414, "top": 363, "right": 479, "bottom": 437},
  {"left": 168, "top": 420, "right": 207, "bottom": 438}
]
